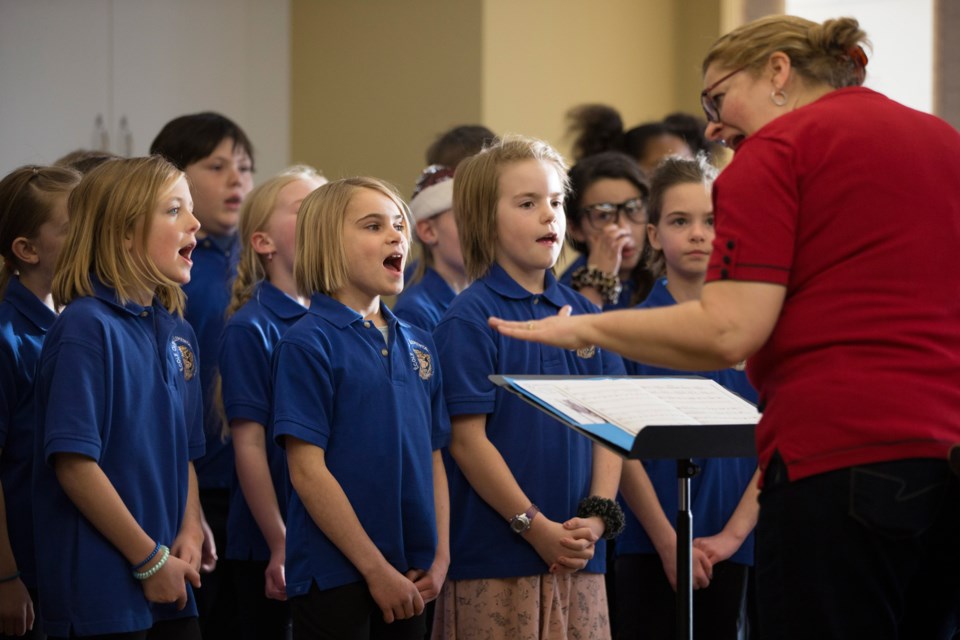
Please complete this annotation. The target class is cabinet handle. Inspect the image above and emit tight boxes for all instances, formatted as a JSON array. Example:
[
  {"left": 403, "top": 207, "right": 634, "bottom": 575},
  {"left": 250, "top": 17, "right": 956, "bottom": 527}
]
[
  {"left": 119, "top": 116, "right": 133, "bottom": 157},
  {"left": 93, "top": 114, "right": 109, "bottom": 152}
]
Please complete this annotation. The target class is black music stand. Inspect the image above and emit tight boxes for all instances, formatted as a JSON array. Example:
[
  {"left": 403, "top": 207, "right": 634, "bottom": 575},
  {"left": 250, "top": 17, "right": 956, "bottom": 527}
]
[{"left": 491, "top": 375, "right": 757, "bottom": 640}]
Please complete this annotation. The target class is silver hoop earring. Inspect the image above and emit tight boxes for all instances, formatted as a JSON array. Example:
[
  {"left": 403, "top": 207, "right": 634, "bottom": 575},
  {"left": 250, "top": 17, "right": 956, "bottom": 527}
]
[{"left": 770, "top": 89, "right": 788, "bottom": 106}]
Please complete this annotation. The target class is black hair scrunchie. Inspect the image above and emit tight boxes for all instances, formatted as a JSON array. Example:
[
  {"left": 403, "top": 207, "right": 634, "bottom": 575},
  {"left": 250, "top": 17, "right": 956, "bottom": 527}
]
[{"left": 577, "top": 495, "right": 625, "bottom": 540}]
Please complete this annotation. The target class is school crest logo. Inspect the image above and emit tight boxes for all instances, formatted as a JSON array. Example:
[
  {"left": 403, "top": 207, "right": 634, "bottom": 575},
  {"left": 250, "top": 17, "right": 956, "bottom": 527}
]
[
  {"left": 171, "top": 336, "right": 197, "bottom": 381},
  {"left": 408, "top": 340, "right": 433, "bottom": 381},
  {"left": 576, "top": 345, "right": 597, "bottom": 359}
]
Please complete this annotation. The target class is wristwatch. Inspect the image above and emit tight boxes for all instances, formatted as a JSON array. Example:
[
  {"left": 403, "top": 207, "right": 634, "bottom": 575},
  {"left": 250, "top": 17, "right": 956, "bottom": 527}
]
[{"left": 509, "top": 504, "right": 540, "bottom": 534}]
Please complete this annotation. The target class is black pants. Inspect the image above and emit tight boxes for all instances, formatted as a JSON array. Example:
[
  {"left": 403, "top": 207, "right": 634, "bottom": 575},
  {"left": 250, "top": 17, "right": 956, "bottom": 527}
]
[
  {"left": 233, "top": 559, "right": 292, "bottom": 640},
  {"left": 47, "top": 616, "right": 200, "bottom": 640},
  {"left": 756, "top": 456, "right": 960, "bottom": 639},
  {"left": 614, "top": 553, "right": 748, "bottom": 640},
  {"left": 290, "top": 582, "right": 426, "bottom": 640},
  {"left": 193, "top": 488, "right": 239, "bottom": 640}
]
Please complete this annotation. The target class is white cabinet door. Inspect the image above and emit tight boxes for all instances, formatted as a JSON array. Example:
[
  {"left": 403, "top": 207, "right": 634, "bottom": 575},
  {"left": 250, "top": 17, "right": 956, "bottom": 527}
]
[
  {"left": 0, "top": 0, "right": 112, "bottom": 173},
  {"left": 110, "top": 0, "right": 251, "bottom": 158},
  {"left": 0, "top": 0, "right": 289, "bottom": 177}
]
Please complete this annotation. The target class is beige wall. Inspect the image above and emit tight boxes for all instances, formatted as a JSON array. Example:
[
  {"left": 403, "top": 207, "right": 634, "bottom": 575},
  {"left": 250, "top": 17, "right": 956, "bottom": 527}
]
[
  {"left": 291, "top": 0, "right": 484, "bottom": 194},
  {"left": 291, "top": 1, "right": 723, "bottom": 192},
  {"left": 482, "top": 0, "right": 679, "bottom": 158}
]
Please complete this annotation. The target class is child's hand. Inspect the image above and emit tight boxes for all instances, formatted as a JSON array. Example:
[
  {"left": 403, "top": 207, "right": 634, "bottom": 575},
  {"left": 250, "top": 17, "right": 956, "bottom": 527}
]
[
  {"left": 265, "top": 547, "right": 287, "bottom": 601},
  {"left": 365, "top": 564, "right": 424, "bottom": 623},
  {"left": 0, "top": 576, "right": 35, "bottom": 636},
  {"left": 525, "top": 516, "right": 595, "bottom": 574},
  {"left": 693, "top": 530, "right": 743, "bottom": 565},
  {"left": 171, "top": 530, "right": 203, "bottom": 573},
  {"left": 656, "top": 539, "right": 713, "bottom": 591},
  {"left": 406, "top": 555, "right": 449, "bottom": 604},
  {"left": 199, "top": 517, "right": 218, "bottom": 573},
  {"left": 587, "top": 224, "right": 633, "bottom": 277},
  {"left": 141, "top": 555, "right": 202, "bottom": 610}
]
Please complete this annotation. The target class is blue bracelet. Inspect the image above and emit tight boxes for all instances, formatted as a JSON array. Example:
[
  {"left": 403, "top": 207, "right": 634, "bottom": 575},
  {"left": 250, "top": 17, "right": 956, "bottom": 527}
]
[
  {"left": 0, "top": 570, "right": 21, "bottom": 584},
  {"left": 132, "top": 542, "right": 161, "bottom": 571},
  {"left": 132, "top": 545, "right": 170, "bottom": 581}
]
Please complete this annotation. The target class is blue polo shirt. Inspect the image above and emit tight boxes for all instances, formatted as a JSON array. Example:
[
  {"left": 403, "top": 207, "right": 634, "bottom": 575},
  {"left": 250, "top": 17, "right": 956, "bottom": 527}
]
[
  {"left": 219, "top": 282, "right": 306, "bottom": 561},
  {"left": 433, "top": 263, "right": 626, "bottom": 580},
  {"left": 393, "top": 267, "right": 456, "bottom": 332},
  {"left": 32, "top": 278, "right": 206, "bottom": 636},
  {"left": 272, "top": 293, "right": 450, "bottom": 596},
  {"left": 619, "top": 278, "right": 757, "bottom": 566},
  {"left": 559, "top": 254, "right": 638, "bottom": 310},
  {"left": 184, "top": 233, "right": 240, "bottom": 489},
  {"left": 0, "top": 277, "right": 55, "bottom": 589}
]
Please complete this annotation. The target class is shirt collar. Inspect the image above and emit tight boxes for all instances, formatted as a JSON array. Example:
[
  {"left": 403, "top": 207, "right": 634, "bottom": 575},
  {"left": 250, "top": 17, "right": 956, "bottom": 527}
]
[
  {"left": 307, "top": 291, "right": 399, "bottom": 331},
  {"left": 480, "top": 263, "right": 567, "bottom": 308},
  {"left": 3, "top": 276, "right": 56, "bottom": 331},
  {"left": 255, "top": 281, "right": 308, "bottom": 320},
  {"left": 90, "top": 275, "right": 159, "bottom": 317},
  {"left": 419, "top": 268, "right": 457, "bottom": 304}
]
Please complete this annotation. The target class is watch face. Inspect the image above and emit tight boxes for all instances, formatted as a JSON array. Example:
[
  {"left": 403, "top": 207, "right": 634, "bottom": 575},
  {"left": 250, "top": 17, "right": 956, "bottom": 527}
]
[{"left": 510, "top": 514, "right": 530, "bottom": 533}]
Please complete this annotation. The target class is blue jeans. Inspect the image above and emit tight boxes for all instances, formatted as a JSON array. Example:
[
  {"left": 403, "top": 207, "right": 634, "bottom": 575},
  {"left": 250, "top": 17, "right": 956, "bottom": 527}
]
[{"left": 756, "top": 455, "right": 960, "bottom": 639}]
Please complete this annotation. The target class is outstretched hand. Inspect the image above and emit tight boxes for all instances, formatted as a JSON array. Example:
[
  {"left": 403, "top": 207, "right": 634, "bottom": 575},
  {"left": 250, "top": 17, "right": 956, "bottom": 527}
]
[{"left": 488, "top": 306, "right": 591, "bottom": 351}]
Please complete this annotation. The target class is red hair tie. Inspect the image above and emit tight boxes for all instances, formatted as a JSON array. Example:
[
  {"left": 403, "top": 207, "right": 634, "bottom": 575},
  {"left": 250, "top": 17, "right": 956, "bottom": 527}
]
[{"left": 849, "top": 45, "right": 868, "bottom": 68}]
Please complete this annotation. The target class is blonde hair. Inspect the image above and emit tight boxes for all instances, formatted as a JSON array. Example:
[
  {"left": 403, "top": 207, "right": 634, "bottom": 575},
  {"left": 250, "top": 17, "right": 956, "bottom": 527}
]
[
  {"left": 454, "top": 135, "right": 569, "bottom": 281},
  {"left": 645, "top": 155, "right": 718, "bottom": 278},
  {"left": 703, "top": 15, "right": 870, "bottom": 89},
  {"left": 295, "top": 177, "right": 411, "bottom": 297},
  {"left": 53, "top": 156, "right": 187, "bottom": 314},
  {"left": 0, "top": 165, "right": 81, "bottom": 297},
  {"left": 226, "top": 165, "right": 325, "bottom": 317}
]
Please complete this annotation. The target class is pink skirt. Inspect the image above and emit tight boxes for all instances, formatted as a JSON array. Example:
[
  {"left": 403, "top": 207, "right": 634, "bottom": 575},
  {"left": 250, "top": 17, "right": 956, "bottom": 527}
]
[{"left": 431, "top": 573, "right": 610, "bottom": 639}]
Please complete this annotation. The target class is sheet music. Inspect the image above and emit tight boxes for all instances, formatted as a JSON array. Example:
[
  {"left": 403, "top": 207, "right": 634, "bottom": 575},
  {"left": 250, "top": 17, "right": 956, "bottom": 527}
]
[{"left": 509, "top": 377, "right": 759, "bottom": 437}]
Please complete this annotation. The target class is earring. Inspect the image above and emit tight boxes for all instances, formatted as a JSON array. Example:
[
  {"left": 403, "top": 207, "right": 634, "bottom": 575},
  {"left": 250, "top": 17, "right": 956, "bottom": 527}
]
[{"left": 770, "top": 89, "right": 788, "bottom": 106}]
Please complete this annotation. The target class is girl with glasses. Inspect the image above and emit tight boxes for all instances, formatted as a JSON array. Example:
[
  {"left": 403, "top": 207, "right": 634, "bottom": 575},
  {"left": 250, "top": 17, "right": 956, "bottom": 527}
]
[{"left": 560, "top": 152, "right": 656, "bottom": 310}]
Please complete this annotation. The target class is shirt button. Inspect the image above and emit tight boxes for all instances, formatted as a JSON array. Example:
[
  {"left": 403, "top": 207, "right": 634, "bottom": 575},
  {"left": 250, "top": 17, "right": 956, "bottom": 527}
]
[
  {"left": 364, "top": 321, "right": 371, "bottom": 329},
  {"left": 726, "top": 240, "right": 735, "bottom": 250},
  {"left": 723, "top": 256, "right": 731, "bottom": 264},
  {"left": 140, "top": 310, "right": 149, "bottom": 317},
  {"left": 533, "top": 297, "right": 540, "bottom": 305},
  {"left": 720, "top": 269, "right": 729, "bottom": 279},
  {"left": 380, "top": 348, "right": 388, "bottom": 357},
  {"left": 203, "top": 240, "right": 211, "bottom": 248}
]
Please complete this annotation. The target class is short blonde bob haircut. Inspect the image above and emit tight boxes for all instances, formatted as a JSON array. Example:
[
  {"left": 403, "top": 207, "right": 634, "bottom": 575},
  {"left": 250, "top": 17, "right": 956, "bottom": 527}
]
[
  {"left": 53, "top": 155, "right": 187, "bottom": 315},
  {"left": 454, "top": 134, "right": 568, "bottom": 281},
  {"left": 295, "top": 176, "right": 411, "bottom": 298},
  {"left": 227, "top": 164, "right": 326, "bottom": 317},
  {"left": 703, "top": 15, "right": 869, "bottom": 89}
]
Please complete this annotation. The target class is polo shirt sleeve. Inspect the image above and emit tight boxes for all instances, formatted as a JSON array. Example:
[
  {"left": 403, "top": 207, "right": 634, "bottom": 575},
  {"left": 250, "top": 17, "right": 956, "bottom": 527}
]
[
  {"left": 434, "top": 316, "right": 498, "bottom": 417},
  {"left": 219, "top": 324, "right": 271, "bottom": 426},
  {"left": 426, "top": 339, "right": 451, "bottom": 451},
  {"left": 42, "top": 337, "right": 105, "bottom": 463},
  {"left": 707, "top": 137, "right": 798, "bottom": 286},
  {"left": 272, "top": 339, "right": 334, "bottom": 450}
]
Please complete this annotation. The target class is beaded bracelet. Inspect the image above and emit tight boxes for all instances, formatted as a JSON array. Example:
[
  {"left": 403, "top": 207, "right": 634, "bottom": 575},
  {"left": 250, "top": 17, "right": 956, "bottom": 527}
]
[
  {"left": 569, "top": 266, "right": 623, "bottom": 306},
  {"left": 577, "top": 496, "right": 626, "bottom": 539},
  {"left": 132, "top": 545, "right": 170, "bottom": 581},
  {"left": 132, "top": 542, "right": 161, "bottom": 571},
  {"left": 0, "top": 570, "right": 21, "bottom": 584}
]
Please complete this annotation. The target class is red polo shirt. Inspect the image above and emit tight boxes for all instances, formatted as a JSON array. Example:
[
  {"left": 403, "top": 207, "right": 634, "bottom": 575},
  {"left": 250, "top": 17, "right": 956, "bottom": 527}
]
[{"left": 707, "top": 87, "right": 960, "bottom": 481}]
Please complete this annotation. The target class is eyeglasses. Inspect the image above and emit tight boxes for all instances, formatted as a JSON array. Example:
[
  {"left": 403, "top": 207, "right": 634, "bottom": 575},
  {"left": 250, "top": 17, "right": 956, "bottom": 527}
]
[
  {"left": 700, "top": 66, "right": 746, "bottom": 123},
  {"left": 581, "top": 198, "right": 646, "bottom": 229}
]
